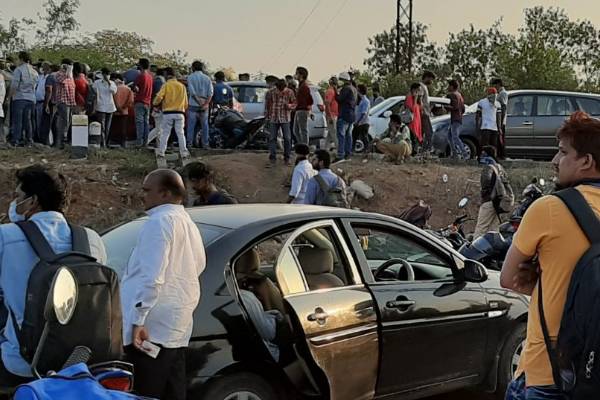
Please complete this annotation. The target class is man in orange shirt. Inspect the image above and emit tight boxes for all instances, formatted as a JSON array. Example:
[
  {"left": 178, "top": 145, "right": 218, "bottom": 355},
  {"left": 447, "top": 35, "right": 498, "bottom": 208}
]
[
  {"left": 324, "top": 76, "right": 339, "bottom": 151},
  {"left": 501, "top": 112, "right": 600, "bottom": 399},
  {"left": 111, "top": 73, "right": 134, "bottom": 146}
]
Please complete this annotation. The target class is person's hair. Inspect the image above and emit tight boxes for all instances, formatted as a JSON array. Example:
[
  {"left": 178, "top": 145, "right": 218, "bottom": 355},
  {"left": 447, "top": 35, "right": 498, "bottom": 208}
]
[
  {"left": 448, "top": 79, "right": 460, "bottom": 90},
  {"left": 164, "top": 67, "right": 175, "bottom": 78},
  {"left": 16, "top": 165, "right": 67, "bottom": 212},
  {"left": 491, "top": 78, "right": 503, "bottom": 86},
  {"left": 156, "top": 67, "right": 165, "bottom": 76},
  {"left": 389, "top": 114, "right": 402, "bottom": 125},
  {"left": 329, "top": 76, "right": 338, "bottom": 86},
  {"left": 101, "top": 67, "right": 110, "bottom": 76},
  {"left": 72, "top": 62, "right": 82, "bottom": 75},
  {"left": 50, "top": 64, "right": 60, "bottom": 73},
  {"left": 285, "top": 75, "right": 293, "bottom": 81},
  {"left": 295, "top": 66, "right": 308, "bottom": 80},
  {"left": 410, "top": 82, "right": 421, "bottom": 91},
  {"left": 275, "top": 79, "right": 287, "bottom": 91},
  {"left": 294, "top": 143, "right": 310, "bottom": 156},
  {"left": 358, "top": 84, "right": 368, "bottom": 95},
  {"left": 265, "top": 75, "right": 278, "bottom": 84},
  {"left": 61, "top": 58, "right": 73, "bottom": 66},
  {"left": 422, "top": 71, "right": 436, "bottom": 80},
  {"left": 191, "top": 61, "right": 204, "bottom": 72},
  {"left": 112, "top": 73, "right": 123, "bottom": 81},
  {"left": 18, "top": 51, "right": 31, "bottom": 63},
  {"left": 181, "top": 161, "right": 214, "bottom": 183},
  {"left": 154, "top": 172, "right": 186, "bottom": 200},
  {"left": 315, "top": 149, "right": 331, "bottom": 168},
  {"left": 557, "top": 111, "right": 600, "bottom": 172},
  {"left": 138, "top": 58, "right": 150, "bottom": 70},
  {"left": 481, "top": 145, "right": 497, "bottom": 160},
  {"left": 214, "top": 71, "right": 225, "bottom": 81}
]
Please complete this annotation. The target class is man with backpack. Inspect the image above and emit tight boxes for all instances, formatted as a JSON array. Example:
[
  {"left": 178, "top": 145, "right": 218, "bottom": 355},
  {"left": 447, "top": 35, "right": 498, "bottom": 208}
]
[
  {"left": 501, "top": 112, "right": 600, "bottom": 399},
  {"left": 0, "top": 165, "right": 108, "bottom": 385},
  {"left": 303, "top": 149, "right": 350, "bottom": 208},
  {"left": 473, "top": 145, "right": 514, "bottom": 239}
]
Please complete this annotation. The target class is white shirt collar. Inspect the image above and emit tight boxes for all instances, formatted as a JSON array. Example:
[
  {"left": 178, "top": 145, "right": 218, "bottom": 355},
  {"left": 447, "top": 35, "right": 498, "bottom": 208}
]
[{"left": 146, "top": 203, "right": 184, "bottom": 216}]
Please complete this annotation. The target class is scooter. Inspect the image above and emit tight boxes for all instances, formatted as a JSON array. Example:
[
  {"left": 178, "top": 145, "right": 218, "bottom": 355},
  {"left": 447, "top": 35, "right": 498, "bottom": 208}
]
[
  {"left": 459, "top": 178, "right": 545, "bottom": 270},
  {"left": 0, "top": 267, "right": 144, "bottom": 399},
  {"left": 210, "top": 106, "right": 268, "bottom": 150}
]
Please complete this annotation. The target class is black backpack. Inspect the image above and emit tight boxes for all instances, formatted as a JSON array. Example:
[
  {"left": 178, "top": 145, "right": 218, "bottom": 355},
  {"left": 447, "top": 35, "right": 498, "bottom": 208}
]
[
  {"left": 539, "top": 188, "right": 600, "bottom": 398},
  {"left": 314, "top": 175, "right": 350, "bottom": 208},
  {"left": 8, "top": 221, "right": 123, "bottom": 374}
]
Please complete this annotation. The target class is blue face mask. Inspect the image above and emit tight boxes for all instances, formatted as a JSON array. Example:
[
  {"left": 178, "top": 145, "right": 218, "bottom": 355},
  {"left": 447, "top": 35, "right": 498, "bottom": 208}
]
[{"left": 8, "top": 197, "right": 31, "bottom": 223}]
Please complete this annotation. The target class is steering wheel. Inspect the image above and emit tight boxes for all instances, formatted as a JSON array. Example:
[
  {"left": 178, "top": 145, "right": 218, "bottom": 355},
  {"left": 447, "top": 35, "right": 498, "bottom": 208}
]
[{"left": 374, "top": 258, "right": 415, "bottom": 281}]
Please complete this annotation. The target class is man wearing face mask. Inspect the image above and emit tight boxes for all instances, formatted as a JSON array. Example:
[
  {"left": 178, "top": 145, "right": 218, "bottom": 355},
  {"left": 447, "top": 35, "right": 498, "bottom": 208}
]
[
  {"left": 0, "top": 165, "right": 106, "bottom": 385},
  {"left": 476, "top": 87, "right": 502, "bottom": 154}
]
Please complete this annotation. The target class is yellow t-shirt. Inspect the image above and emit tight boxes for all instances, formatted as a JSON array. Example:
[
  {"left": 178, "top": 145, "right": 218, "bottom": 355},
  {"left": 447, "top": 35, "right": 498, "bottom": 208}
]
[{"left": 513, "top": 185, "right": 600, "bottom": 386}]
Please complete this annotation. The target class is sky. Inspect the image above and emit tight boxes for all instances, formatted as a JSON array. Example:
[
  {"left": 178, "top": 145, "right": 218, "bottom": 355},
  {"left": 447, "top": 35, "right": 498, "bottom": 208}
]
[{"left": 4, "top": 0, "right": 600, "bottom": 81}]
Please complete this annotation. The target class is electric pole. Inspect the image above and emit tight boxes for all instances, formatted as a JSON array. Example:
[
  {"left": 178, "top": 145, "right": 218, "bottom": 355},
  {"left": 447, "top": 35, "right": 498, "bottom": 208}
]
[{"left": 395, "top": 0, "right": 413, "bottom": 75}]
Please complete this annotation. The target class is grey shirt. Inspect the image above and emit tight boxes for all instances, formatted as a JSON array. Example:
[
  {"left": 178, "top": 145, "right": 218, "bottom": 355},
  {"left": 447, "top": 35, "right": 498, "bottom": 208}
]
[
  {"left": 419, "top": 82, "right": 431, "bottom": 116},
  {"left": 12, "top": 64, "right": 38, "bottom": 102},
  {"left": 497, "top": 88, "right": 508, "bottom": 126}
]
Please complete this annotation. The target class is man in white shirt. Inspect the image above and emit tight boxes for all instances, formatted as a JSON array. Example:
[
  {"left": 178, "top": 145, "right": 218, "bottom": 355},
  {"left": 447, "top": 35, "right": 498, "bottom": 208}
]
[
  {"left": 121, "top": 169, "right": 206, "bottom": 400},
  {"left": 93, "top": 68, "right": 117, "bottom": 147},
  {"left": 288, "top": 144, "right": 316, "bottom": 204},
  {"left": 476, "top": 87, "right": 502, "bottom": 155}
]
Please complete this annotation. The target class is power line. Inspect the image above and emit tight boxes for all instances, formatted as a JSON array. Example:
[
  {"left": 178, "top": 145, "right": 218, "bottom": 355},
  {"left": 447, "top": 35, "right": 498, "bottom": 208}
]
[
  {"left": 294, "top": 0, "right": 351, "bottom": 67},
  {"left": 260, "top": 0, "right": 323, "bottom": 71}
]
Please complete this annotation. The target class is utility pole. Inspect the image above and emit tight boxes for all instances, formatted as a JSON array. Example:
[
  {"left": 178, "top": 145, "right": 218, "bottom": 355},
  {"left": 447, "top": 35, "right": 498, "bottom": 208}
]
[{"left": 395, "top": 0, "right": 413, "bottom": 75}]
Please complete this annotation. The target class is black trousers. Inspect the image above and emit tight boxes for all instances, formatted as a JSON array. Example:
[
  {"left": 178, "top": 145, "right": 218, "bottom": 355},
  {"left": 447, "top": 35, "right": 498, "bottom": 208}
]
[
  {"left": 480, "top": 129, "right": 499, "bottom": 155},
  {"left": 125, "top": 345, "right": 186, "bottom": 400}
]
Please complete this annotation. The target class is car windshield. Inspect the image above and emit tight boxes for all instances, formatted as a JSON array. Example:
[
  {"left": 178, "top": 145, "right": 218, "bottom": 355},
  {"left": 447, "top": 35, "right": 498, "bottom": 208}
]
[
  {"left": 102, "top": 221, "right": 230, "bottom": 277},
  {"left": 231, "top": 85, "right": 268, "bottom": 104},
  {"left": 369, "top": 97, "right": 399, "bottom": 116}
]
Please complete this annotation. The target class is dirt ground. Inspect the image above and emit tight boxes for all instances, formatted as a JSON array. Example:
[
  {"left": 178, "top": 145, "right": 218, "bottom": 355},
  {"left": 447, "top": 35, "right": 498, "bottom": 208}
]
[{"left": 0, "top": 147, "right": 552, "bottom": 233}]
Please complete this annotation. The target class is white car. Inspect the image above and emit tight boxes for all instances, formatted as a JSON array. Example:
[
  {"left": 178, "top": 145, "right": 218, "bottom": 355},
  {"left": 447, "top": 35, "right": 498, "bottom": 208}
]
[
  {"left": 228, "top": 81, "right": 328, "bottom": 145},
  {"left": 368, "top": 96, "right": 451, "bottom": 139}
]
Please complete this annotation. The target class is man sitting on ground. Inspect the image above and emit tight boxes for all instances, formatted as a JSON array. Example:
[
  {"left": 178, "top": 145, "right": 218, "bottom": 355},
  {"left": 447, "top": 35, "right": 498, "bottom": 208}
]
[
  {"left": 371, "top": 114, "right": 412, "bottom": 163},
  {"left": 181, "top": 161, "right": 237, "bottom": 206}
]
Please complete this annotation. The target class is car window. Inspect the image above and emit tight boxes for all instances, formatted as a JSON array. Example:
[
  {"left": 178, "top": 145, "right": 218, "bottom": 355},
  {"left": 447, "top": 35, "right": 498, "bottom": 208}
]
[
  {"left": 430, "top": 101, "right": 449, "bottom": 117},
  {"left": 575, "top": 97, "right": 600, "bottom": 116},
  {"left": 102, "top": 221, "right": 229, "bottom": 277},
  {"left": 275, "top": 225, "right": 355, "bottom": 294},
  {"left": 507, "top": 95, "right": 534, "bottom": 117},
  {"left": 537, "top": 95, "right": 575, "bottom": 116},
  {"left": 389, "top": 100, "right": 405, "bottom": 115},
  {"left": 352, "top": 224, "right": 453, "bottom": 282},
  {"left": 232, "top": 86, "right": 268, "bottom": 104},
  {"left": 369, "top": 97, "right": 398, "bottom": 116}
]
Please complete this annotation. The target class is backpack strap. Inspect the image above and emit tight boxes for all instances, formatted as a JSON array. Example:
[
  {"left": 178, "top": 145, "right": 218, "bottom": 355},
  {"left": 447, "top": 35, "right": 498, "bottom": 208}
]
[
  {"left": 554, "top": 188, "right": 600, "bottom": 244},
  {"left": 69, "top": 224, "right": 91, "bottom": 256},
  {"left": 314, "top": 174, "right": 330, "bottom": 195},
  {"left": 537, "top": 272, "right": 564, "bottom": 391},
  {"left": 15, "top": 221, "right": 56, "bottom": 261}
]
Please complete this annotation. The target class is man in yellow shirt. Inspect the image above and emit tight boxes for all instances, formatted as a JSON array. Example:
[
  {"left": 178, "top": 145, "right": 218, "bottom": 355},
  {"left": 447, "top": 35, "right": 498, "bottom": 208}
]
[
  {"left": 501, "top": 112, "right": 600, "bottom": 399},
  {"left": 152, "top": 67, "right": 189, "bottom": 160}
]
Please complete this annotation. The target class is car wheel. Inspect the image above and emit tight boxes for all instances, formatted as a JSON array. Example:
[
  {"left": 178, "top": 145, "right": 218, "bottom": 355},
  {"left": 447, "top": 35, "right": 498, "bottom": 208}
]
[
  {"left": 200, "top": 372, "right": 277, "bottom": 400},
  {"left": 462, "top": 137, "right": 477, "bottom": 159},
  {"left": 496, "top": 323, "right": 526, "bottom": 399}
]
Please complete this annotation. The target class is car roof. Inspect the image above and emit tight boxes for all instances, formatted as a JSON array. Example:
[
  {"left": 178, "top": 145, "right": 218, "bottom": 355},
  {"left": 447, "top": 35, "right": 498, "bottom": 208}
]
[
  {"left": 228, "top": 81, "right": 268, "bottom": 88},
  {"left": 507, "top": 89, "right": 600, "bottom": 98},
  {"left": 185, "top": 204, "right": 365, "bottom": 229},
  {"left": 385, "top": 96, "right": 450, "bottom": 104}
]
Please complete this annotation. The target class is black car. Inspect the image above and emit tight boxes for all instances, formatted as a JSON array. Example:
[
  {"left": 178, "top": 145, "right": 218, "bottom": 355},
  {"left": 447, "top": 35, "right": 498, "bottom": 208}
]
[
  {"left": 102, "top": 204, "right": 529, "bottom": 400},
  {"left": 432, "top": 90, "right": 600, "bottom": 160}
]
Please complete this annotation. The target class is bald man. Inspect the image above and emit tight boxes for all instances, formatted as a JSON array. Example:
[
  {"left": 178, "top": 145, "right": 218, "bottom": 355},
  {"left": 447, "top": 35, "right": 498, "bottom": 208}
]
[{"left": 120, "top": 169, "right": 206, "bottom": 400}]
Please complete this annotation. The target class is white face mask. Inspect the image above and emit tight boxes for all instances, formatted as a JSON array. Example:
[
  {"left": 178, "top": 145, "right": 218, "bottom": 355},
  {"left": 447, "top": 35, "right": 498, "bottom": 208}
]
[{"left": 8, "top": 197, "right": 31, "bottom": 223}]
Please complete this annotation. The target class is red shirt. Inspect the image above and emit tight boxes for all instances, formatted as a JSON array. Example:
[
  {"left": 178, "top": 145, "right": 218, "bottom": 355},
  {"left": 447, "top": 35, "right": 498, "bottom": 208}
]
[
  {"left": 406, "top": 95, "right": 422, "bottom": 143},
  {"left": 134, "top": 71, "right": 153, "bottom": 106},
  {"left": 74, "top": 74, "right": 88, "bottom": 107},
  {"left": 295, "top": 81, "right": 313, "bottom": 111},
  {"left": 325, "top": 87, "right": 339, "bottom": 118}
]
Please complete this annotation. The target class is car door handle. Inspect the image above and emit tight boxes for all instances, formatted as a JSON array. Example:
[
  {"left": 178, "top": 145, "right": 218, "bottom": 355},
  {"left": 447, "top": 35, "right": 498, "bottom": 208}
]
[
  {"left": 307, "top": 307, "right": 329, "bottom": 324},
  {"left": 521, "top": 121, "right": 533, "bottom": 126},
  {"left": 386, "top": 300, "right": 416, "bottom": 310}
]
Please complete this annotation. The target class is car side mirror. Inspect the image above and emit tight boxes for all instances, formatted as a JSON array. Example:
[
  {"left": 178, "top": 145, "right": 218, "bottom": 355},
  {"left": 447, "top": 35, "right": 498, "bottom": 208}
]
[
  {"left": 463, "top": 260, "right": 488, "bottom": 283},
  {"left": 383, "top": 110, "right": 392, "bottom": 118}
]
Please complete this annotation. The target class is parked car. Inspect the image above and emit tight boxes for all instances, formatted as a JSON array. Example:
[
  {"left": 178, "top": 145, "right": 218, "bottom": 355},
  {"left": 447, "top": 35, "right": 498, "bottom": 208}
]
[
  {"left": 431, "top": 90, "right": 600, "bottom": 160},
  {"left": 228, "top": 81, "right": 328, "bottom": 145},
  {"left": 102, "top": 204, "right": 529, "bottom": 400}
]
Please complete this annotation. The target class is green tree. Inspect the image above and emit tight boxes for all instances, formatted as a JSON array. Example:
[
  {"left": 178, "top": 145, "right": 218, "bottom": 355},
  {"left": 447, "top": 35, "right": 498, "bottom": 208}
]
[
  {"left": 0, "top": 18, "right": 29, "bottom": 56},
  {"left": 36, "top": 0, "right": 81, "bottom": 46}
]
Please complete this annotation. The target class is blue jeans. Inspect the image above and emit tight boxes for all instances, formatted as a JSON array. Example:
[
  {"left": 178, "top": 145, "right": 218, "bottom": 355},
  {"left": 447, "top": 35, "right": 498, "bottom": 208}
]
[
  {"left": 187, "top": 106, "right": 209, "bottom": 147},
  {"left": 135, "top": 103, "right": 150, "bottom": 145},
  {"left": 448, "top": 121, "right": 466, "bottom": 158},
  {"left": 505, "top": 375, "right": 566, "bottom": 400},
  {"left": 11, "top": 100, "right": 34, "bottom": 145},
  {"left": 337, "top": 119, "right": 353, "bottom": 159},
  {"left": 269, "top": 122, "right": 292, "bottom": 161}
]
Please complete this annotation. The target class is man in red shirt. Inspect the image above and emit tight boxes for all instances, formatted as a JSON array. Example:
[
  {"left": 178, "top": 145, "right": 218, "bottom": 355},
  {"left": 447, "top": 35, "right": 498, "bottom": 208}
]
[
  {"left": 134, "top": 58, "right": 153, "bottom": 146},
  {"left": 293, "top": 66, "right": 313, "bottom": 145},
  {"left": 325, "top": 76, "right": 339, "bottom": 151}
]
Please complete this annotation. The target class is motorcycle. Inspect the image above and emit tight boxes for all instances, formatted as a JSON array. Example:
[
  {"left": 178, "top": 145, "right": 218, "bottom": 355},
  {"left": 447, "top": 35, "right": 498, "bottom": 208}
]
[
  {"left": 209, "top": 106, "right": 268, "bottom": 150},
  {"left": 427, "top": 197, "right": 473, "bottom": 250},
  {"left": 0, "top": 267, "right": 143, "bottom": 399},
  {"left": 459, "top": 178, "right": 545, "bottom": 270}
]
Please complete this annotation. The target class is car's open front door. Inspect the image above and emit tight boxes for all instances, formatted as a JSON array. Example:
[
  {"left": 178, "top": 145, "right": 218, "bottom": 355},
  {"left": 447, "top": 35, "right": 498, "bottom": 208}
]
[{"left": 275, "top": 220, "right": 379, "bottom": 400}]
